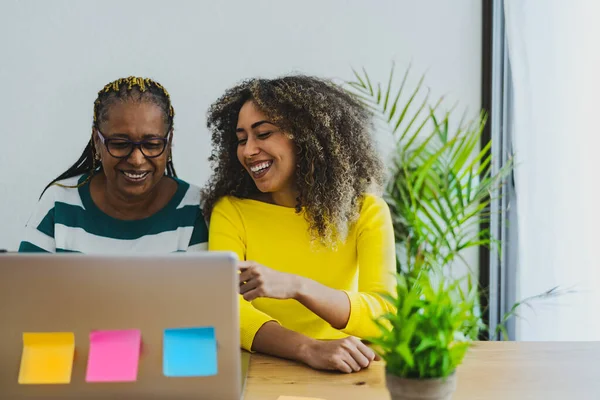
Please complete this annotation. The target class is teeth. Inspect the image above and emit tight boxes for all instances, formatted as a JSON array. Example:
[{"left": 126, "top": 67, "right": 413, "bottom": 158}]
[
  {"left": 250, "top": 161, "right": 272, "bottom": 173},
  {"left": 123, "top": 171, "right": 148, "bottom": 179}
]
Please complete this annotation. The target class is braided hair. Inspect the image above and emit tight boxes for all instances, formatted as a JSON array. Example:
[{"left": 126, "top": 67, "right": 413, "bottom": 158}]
[{"left": 42, "top": 76, "right": 176, "bottom": 196}]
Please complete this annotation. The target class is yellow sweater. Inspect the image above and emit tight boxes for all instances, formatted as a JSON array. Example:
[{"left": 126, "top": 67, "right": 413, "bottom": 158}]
[{"left": 208, "top": 194, "right": 396, "bottom": 351}]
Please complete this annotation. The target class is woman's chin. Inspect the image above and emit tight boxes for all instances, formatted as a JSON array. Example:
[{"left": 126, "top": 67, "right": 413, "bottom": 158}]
[
  {"left": 252, "top": 179, "right": 274, "bottom": 193},
  {"left": 255, "top": 185, "right": 273, "bottom": 194},
  {"left": 116, "top": 179, "right": 155, "bottom": 199}
]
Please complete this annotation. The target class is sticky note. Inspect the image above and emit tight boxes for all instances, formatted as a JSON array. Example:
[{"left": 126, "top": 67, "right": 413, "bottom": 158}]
[
  {"left": 163, "top": 327, "right": 217, "bottom": 377},
  {"left": 86, "top": 329, "right": 141, "bottom": 382},
  {"left": 277, "top": 397, "right": 327, "bottom": 400},
  {"left": 18, "top": 332, "right": 75, "bottom": 384}
]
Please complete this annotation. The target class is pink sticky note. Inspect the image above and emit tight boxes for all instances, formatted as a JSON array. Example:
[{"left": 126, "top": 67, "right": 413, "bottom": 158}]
[{"left": 85, "top": 329, "right": 141, "bottom": 382}]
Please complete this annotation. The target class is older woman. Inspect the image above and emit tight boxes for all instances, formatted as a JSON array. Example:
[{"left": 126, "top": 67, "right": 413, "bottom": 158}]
[{"left": 20, "top": 76, "right": 207, "bottom": 253}]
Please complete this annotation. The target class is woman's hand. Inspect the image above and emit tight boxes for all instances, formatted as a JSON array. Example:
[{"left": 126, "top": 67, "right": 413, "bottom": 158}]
[
  {"left": 239, "top": 261, "right": 300, "bottom": 301},
  {"left": 299, "top": 337, "right": 378, "bottom": 373}
]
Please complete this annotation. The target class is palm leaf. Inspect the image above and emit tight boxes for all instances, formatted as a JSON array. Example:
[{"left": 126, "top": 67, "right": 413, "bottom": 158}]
[{"left": 341, "top": 64, "right": 571, "bottom": 379}]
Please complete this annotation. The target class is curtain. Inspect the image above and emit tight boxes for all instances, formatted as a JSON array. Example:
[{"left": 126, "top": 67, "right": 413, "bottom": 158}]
[{"left": 504, "top": 0, "right": 600, "bottom": 340}]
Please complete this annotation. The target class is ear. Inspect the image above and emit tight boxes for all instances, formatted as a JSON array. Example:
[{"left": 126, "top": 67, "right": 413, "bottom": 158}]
[
  {"left": 91, "top": 128, "right": 103, "bottom": 162},
  {"left": 167, "top": 128, "right": 174, "bottom": 151},
  {"left": 91, "top": 127, "right": 99, "bottom": 149}
]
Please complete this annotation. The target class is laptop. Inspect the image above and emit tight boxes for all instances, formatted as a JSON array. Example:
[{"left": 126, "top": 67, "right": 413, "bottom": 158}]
[{"left": 0, "top": 252, "right": 250, "bottom": 399}]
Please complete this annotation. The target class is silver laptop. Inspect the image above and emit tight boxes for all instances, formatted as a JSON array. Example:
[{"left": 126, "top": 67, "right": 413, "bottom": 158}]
[{"left": 0, "top": 252, "right": 250, "bottom": 399}]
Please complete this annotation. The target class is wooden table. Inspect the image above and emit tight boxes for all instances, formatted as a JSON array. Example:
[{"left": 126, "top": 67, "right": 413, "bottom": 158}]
[{"left": 243, "top": 341, "right": 600, "bottom": 400}]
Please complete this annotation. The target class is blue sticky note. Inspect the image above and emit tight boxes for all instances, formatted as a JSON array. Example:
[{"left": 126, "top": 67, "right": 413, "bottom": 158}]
[{"left": 163, "top": 327, "right": 218, "bottom": 377}]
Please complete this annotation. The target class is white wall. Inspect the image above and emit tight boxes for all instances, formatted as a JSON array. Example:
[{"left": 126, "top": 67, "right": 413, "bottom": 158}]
[{"left": 0, "top": 0, "right": 482, "bottom": 251}]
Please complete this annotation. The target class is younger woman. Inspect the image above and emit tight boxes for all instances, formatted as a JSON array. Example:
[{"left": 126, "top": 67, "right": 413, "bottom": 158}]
[{"left": 204, "top": 76, "right": 396, "bottom": 373}]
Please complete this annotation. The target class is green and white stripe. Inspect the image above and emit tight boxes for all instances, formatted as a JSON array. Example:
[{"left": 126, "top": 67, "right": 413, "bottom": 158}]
[{"left": 19, "top": 174, "right": 208, "bottom": 254}]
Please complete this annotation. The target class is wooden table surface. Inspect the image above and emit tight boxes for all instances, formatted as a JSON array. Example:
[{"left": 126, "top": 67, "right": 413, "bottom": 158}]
[{"left": 243, "top": 341, "right": 600, "bottom": 400}]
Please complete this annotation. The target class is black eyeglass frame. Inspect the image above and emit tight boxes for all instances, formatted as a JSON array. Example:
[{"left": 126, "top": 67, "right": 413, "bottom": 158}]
[{"left": 95, "top": 126, "right": 172, "bottom": 159}]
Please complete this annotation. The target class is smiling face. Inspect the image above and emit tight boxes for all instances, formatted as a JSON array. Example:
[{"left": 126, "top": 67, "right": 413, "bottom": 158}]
[
  {"left": 93, "top": 101, "right": 171, "bottom": 200},
  {"left": 235, "top": 101, "right": 297, "bottom": 196}
]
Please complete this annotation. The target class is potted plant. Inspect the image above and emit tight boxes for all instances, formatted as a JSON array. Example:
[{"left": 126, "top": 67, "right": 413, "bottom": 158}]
[
  {"left": 344, "top": 64, "right": 561, "bottom": 399},
  {"left": 372, "top": 267, "right": 482, "bottom": 400}
]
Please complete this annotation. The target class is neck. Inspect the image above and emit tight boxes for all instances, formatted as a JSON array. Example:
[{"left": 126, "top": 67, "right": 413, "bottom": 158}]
[
  {"left": 269, "top": 187, "right": 299, "bottom": 208},
  {"left": 92, "top": 174, "right": 163, "bottom": 220},
  {"left": 106, "top": 187, "right": 157, "bottom": 219}
]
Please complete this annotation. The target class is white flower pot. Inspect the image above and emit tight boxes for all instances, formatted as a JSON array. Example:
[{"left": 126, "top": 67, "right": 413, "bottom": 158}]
[{"left": 385, "top": 372, "right": 457, "bottom": 400}]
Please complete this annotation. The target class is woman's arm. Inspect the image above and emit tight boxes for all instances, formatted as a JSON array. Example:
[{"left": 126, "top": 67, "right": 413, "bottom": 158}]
[
  {"left": 293, "top": 278, "right": 352, "bottom": 329},
  {"left": 252, "top": 321, "right": 377, "bottom": 373},
  {"left": 239, "top": 195, "right": 396, "bottom": 337},
  {"left": 208, "top": 197, "right": 278, "bottom": 350},
  {"left": 209, "top": 197, "right": 376, "bottom": 372},
  {"left": 238, "top": 263, "right": 351, "bottom": 329},
  {"left": 339, "top": 195, "right": 396, "bottom": 337}
]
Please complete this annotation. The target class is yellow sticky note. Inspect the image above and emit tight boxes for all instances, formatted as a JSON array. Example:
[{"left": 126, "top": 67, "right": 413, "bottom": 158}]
[
  {"left": 277, "top": 397, "right": 326, "bottom": 400},
  {"left": 18, "top": 332, "right": 75, "bottom": 384}
]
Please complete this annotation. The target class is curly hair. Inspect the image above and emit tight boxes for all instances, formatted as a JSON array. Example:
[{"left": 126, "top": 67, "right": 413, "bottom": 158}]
[{"left": 202, "top": 75, "right": 385, "bottom": 245}]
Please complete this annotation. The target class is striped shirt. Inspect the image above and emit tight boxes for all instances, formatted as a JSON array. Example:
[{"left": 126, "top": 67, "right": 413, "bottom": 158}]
[{"left": 18, "top": 174, "right": 208, "bottom": 253}]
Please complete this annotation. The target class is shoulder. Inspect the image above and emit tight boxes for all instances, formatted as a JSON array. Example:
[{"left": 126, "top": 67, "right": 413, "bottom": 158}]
[
  {"left": 40, "top": 175, "right": 86, "bottom": 209},
  {"left": 212, "top": 195, "right": 286, "bottom": 218},
  {"left": 172, "top": 178, "right": 201, "bottom": 206},
  {"left": 209, "top": 196, "right": 248, "bottom": 229},
  {"left": 356, "top": 193, "right": 392, "bottom": 226},
  {"left": 359, "top": 193, "right": 390, "bottom": 214},
  {"left": 213, "top": 195, "right": 244, "bottom": 213},
  {"left": 24, "top": 175, "right": 86, "bottom": 229}
]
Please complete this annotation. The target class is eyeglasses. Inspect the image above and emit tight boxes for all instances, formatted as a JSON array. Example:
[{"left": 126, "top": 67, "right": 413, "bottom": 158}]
[{"left": 96, "top": 128, "right": 171, "bottom": 159}]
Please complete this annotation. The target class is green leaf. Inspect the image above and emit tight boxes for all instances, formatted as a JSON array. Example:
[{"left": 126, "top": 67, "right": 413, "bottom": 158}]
[
  {"left": 351, "top": 67, "right": 367, "bottom": 89},
  {"left": 395, "top": 342, "right": 415, "bottom": 368},
  {"left": 398, "top": 89, "right": 430, "bottom": 143},
  {"left": 388, "top": 64, "right": 411, "bottom": 123},
  {"left": 383, "top": 62, "right": 395, "bottom": 112},
  {"left": 393, "top": 73, "right": 426, "bottom": 134},
  {"left": 363, "top": 67, "right": 374, "bottom": 96},
  {"left": 414, "top": 338, "right": 437, "bottom": 354},
  {"left": 441, "top": 352, "right": 450, "bottom": 375}
]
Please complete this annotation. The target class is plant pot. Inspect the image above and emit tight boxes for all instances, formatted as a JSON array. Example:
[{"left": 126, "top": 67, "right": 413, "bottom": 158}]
[{"left": 385, "top": 372, "right": 457, "bottom": 400}]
